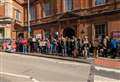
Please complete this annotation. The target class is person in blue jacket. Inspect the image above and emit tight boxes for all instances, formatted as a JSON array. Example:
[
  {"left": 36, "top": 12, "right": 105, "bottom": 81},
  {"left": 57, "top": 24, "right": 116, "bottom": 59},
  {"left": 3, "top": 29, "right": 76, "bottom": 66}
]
[{"left": 110, "top": 37, "right": 119, "bottom": 58}]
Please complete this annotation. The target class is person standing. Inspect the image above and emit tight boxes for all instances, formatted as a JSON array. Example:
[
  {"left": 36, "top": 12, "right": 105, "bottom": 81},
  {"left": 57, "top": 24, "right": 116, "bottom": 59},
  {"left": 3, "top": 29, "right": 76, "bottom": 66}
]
[
  {"left": 72, "top": 36, "right": 78, "bottom": 58},
  {"left": 28, "top": 37, "right": 33, "bottom": 52},
  {"left": 32, "top": 36, "right": 37, "bottom": 52},
  {"left": 110, "top": 37, "right": 119, "bottom": 58},
  {"left": 11, "top": 39, "right": 17, "bottom": 52},
  {"left": 103, "top": 36, "right": 110, "bottom": 57},
  {"left": 61, "top": 37, "right": 67, "bottom": 56},
  {"left": 46, "top": 39, "right": 51, "bottom": 54},
  {"left": 21, "top": 38, "right": 28, "bottom": 54},
  {"left": 82, "top": 36, "right": 89, "bottom": 59}
]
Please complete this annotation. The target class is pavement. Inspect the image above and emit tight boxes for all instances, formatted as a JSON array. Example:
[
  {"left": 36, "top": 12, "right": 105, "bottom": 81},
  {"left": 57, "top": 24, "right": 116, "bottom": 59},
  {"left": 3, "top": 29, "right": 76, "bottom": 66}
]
[
  {"left": 16, "top": 52, "right": 120, "bottom": 69},
  {"left": 0, "top": 52, "right": 120, "bottom": 82},
  {"left": 15, "top": 52, "right": 94, "bottom": 64}
]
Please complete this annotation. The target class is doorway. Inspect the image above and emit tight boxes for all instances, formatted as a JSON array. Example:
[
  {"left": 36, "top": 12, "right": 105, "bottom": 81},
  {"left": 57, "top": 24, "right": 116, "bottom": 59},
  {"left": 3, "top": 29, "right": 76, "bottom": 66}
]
[{"left": 63, "top": 28, "right": 75, "bottom": 39}]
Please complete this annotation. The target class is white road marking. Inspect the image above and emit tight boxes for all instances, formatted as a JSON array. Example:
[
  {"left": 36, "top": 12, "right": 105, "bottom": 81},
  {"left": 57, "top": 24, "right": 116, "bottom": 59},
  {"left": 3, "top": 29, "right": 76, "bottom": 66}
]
[
  {"left": 95, "top": 66, "right": 120, "bottom": 73},
  {"left": 0, "top": 72, "right": 40, "bottom": 82}
]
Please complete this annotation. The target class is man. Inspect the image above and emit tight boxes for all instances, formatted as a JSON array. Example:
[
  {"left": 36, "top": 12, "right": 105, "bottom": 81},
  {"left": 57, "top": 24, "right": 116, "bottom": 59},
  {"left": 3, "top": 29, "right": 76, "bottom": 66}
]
[{"left": 110, "top": 38, "right": 119, "bottom": 58}]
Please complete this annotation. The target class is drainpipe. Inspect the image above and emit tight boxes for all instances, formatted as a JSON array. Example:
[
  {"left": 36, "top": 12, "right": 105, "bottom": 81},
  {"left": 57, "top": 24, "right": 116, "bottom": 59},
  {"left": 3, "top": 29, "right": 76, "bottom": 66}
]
[
  {"left": 27, "top": 0, "right": 31, "bottom": 38},
  {"left": 114, "top": 0, "right": 117, "bottom": 10}
]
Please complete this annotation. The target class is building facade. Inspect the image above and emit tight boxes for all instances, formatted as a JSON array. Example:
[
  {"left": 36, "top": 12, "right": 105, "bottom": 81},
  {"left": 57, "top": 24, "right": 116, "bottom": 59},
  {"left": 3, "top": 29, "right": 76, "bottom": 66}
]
[
  {"left": 23, "top": 0, "right": 120, "bottom": 41},
  {"left": 0, "top": 0, "right": 120, "bottom": 40},
  {"left": 0, "top": 0, "right": 24, "bottom": 39}
]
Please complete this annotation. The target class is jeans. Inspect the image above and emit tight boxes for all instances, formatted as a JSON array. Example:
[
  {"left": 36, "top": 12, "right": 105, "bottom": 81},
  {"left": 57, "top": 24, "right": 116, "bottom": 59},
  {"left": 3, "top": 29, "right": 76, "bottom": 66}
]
[{"left": 23, "top": 45, "right": 27, "bottom": 54}]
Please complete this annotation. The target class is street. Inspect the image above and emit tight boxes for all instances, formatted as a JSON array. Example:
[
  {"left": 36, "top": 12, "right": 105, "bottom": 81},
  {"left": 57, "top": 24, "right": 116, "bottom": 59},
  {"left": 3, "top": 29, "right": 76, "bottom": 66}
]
[
  {"left": 0, "top": 52, "right": 119, "bottom": 82},
  {"left": 0, "top": 52, "right": 91, "bottom": 82}
]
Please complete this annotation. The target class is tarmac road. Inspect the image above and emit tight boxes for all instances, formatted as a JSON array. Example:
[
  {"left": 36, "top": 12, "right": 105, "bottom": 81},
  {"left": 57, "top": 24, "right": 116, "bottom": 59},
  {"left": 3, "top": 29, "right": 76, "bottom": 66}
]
[{"left": 0, "top": 52, "right": 91, "bottom": 82}]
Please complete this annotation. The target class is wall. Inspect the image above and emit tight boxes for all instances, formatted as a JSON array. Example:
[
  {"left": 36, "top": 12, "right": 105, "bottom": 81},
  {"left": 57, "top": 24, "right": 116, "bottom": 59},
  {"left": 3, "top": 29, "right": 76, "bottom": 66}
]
[
  {"left": 0, "top": 4, "right": 5, "bottom": 16},
  {"left": 12, "top": 0, "right": 24, "bottom": 23},
  {"left": 108, "top": 20, "right": 120, "bottom": 36}
]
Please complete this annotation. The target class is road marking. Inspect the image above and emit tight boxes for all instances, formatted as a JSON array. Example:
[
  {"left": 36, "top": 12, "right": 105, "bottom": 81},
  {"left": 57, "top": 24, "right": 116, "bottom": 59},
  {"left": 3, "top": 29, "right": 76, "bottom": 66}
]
[
  {"left": 0, "top": 72, "right": 40, "bottom": 82},
  {"left": 95, "top": 66, "right": 120, "bottom": 73}
]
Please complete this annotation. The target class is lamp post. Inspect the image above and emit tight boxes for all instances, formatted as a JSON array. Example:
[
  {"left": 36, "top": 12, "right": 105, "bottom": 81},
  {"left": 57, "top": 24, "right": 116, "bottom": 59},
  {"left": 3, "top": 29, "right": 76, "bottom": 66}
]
[{"left": 27, "top": 0, "right": 31, "bottom": 38}]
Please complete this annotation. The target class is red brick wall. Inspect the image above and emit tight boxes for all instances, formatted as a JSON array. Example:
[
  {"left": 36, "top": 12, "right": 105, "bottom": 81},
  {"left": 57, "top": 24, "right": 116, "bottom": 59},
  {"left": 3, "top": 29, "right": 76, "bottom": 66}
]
[
  {"left": 108, "top": 20, "right": 120, "bottom": 36},
  {"left": 0, "top": 4, "right": 5, "bottom": 16},
  {"left": 56, "top": 0, "right": 63, "bottom": 13},
  {"left": 73, "top": 0, "right": 81, "bottom": 10}
]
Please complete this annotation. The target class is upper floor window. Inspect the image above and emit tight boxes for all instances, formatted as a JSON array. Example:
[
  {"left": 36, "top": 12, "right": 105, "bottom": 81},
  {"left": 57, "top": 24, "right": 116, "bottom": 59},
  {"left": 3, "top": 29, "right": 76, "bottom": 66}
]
[
  {"left": 95, "top": 0, "right": 106, "bottom": 6},
  {"left": 64, "top": 0, "right": 73, "bottom": 12},
  {"left": 15, "top": 10, "right": 20, "bottom": 21},
  {"left": 30, "top": 6, "right": 36, "bottom": 20},
  {"left": 43, "top": 0, "right": 51, "bottom": 17}
]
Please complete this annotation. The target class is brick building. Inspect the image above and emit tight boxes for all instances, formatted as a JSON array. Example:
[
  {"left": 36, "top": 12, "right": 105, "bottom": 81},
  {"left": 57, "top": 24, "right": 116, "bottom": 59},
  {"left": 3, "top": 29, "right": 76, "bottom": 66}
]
[
  {"left": 0, "top": 0, "right": 120, "bottom": 40},
  {"left": 0, "top": 0, "right": 24, "bottom": 39}
]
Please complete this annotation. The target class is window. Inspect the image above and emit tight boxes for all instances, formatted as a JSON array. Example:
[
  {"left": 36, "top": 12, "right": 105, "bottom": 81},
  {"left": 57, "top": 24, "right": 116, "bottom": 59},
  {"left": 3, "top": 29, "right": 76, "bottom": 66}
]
[
  {"left": 16, "top": 10, "right": 20, "bottom": 21},
  {"left": 95, "top": 0, "right": 106, "bottom": 6},
  {"left": 43, "top": 0, "right": 51, "bottom": 17},
  {"left": 95, "top": 24, "right": 106, "bottom": 38},
  {"left": 30, "top": 6, "right": 35, "bottom": 20},
  {"left": 64, "top": 0, "right": 73, "bottom": 12}
]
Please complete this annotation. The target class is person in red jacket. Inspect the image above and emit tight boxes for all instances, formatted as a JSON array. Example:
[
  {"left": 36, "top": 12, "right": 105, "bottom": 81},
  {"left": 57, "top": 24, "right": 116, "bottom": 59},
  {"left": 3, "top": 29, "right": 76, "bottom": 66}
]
[{"left": 21, "top": 38, "right": 28, "bottom": 53}]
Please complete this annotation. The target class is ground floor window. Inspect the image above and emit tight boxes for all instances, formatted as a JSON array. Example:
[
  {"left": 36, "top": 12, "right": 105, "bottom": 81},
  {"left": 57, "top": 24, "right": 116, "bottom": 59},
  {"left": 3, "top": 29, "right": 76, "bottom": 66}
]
[
  {"left": 95, "top": 24, "right": 106, "bottom": 38},
  {"left": 0, "top": 28, "right": 4, "bottom": 39}
]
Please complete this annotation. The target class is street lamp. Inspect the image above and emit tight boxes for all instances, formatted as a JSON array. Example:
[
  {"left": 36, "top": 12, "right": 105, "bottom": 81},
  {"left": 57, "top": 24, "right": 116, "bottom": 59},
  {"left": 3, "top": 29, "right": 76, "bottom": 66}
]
[{"left": 27, "top": 0, "right": 31, "bottom": 38}]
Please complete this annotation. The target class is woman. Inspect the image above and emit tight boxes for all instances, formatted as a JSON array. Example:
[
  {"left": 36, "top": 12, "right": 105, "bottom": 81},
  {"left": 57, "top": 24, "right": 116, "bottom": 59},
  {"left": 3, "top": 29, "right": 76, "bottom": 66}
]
[
  {"left": 21, "top": 38, "right": 28, "bottom": 54},
  {"left": 82, "top": 36, "right": 89, "bottom": 59}
]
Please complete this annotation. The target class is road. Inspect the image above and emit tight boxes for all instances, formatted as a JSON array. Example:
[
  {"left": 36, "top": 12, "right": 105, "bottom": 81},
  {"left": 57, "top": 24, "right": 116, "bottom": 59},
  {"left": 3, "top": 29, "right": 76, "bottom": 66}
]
[
  {"left": 0, "top": 52, "right": 92, "bottom": 82},
  {"left": 0, "top": 52, "right": 119, "bottom": 82}
]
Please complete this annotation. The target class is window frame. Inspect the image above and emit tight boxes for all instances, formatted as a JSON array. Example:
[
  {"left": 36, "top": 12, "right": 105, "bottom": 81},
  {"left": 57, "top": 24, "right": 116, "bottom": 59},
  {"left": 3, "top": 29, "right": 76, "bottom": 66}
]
[
  {"left": 94, "top": 23, "right": 106, "bottom": 38},
  {"left": 64, "top": 0, "right": 73, "bottom": 12},
  {"left": 94, "top": 0, "right": 106, "bottom": 6},
  {"left": 43, "top": 0, "right": 52, "bottom": 17},
  {"left": 30, "top": 5, "right": 36, "bottom": 20},
  {"left": 15, "top": 10, "right": 21, "bottom": 21}
]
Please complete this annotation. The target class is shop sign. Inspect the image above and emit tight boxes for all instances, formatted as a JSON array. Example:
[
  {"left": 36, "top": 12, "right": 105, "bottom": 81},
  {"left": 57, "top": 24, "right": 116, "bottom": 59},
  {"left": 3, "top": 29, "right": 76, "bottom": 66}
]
[{"left": 112, "top": 31, "right": 120, "bottom": 39}]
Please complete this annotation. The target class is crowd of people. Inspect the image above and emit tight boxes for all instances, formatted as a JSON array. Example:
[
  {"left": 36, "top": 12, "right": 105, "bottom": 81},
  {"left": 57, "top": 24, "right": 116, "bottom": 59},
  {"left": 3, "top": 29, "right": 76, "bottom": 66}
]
[{"left": 2, "top": 35, "right": 120, "bottom": 59}]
